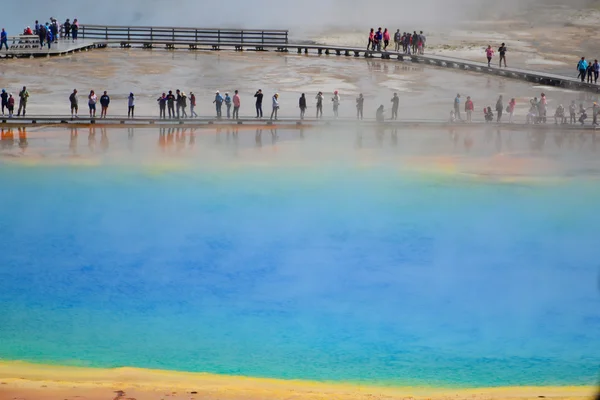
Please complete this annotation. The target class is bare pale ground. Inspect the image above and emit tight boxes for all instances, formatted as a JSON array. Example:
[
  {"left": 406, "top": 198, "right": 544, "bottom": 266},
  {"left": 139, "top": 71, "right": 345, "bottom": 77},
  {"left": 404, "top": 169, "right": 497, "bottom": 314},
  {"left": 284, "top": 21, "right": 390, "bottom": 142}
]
[{"left": 0, "top": 362, "right": 596, "bottom": 400}]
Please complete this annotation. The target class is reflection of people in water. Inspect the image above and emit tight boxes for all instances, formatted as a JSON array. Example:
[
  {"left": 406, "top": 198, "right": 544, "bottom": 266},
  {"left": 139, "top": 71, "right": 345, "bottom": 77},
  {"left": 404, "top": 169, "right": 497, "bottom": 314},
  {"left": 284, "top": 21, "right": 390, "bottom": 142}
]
[
  {"left": 255, "top": 128, "right": 262, "bottom": 147},
  {"left": 158, "top": 128, "right": 167, "bottom": 151},
  {"left": 375, "top": 126, "right": 384, "bottom": 146},
  {"left": 1, "top": 128, "right": 15, "bottom": 150},
  {"left": 189, "top": 128, "right": 196, "bottom": 148},
  {"left": 176, "top": 128, "right": 186, "bottom": 152},
  {"left": 127, "top": 127, "right": 134, "bottom": 153},
  {"left": 554, "top": 132, "right": 565, "bottom": 149},
  {"left": 464, "top": 133, "right": 473, "bottom": 152},
  {"left": 100, "top": 127, "right": 109, "bottom": 153},
  {"left": 270, "top": 128, "right": 278, "bottom": 144},
  {"left": 391, "top": 128, "right": 398, "bottom": 147},
  {"left": 529, "top": 131, "right": 546, "bottom": 152},
  {"left": 18, "top": 127, "right": 28, "bottom": 154},
  {"left": 355, "top": 129, "right": 363, "bottom": 149},
  {"left": 167, "top": 128, "right": 175, "bottom": 150},
  {"left": 69, "top": 127, "right": 78, "bottom": 155},
  {"left": 495, "top": 130, "right": 502, "bottom": 153},
  {"left": 88, "top": 126, "right": 96, "bottom": 153}
]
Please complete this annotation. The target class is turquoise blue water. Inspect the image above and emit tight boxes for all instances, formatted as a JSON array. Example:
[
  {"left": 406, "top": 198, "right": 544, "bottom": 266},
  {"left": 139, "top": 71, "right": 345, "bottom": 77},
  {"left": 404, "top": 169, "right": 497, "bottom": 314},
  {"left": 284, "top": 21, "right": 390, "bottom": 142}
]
[{"left": 1, "top": 164, "right": 599, "bottom": 387}]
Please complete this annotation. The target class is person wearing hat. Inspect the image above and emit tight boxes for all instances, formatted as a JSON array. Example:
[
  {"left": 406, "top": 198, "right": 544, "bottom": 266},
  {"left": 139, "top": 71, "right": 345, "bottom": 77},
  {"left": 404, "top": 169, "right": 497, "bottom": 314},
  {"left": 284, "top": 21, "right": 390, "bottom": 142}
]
[
  {"left": 1, "top": 89, "right": 8, "bottom": 115},
  {"left": 270, "top": 93, "right": 279, "bottom": 120},
  {"left": 213, "top": 90, "right": 224, "bottom": 118},
  {"left": 128, "top": 92, "right": 135, "bottom": 118}
]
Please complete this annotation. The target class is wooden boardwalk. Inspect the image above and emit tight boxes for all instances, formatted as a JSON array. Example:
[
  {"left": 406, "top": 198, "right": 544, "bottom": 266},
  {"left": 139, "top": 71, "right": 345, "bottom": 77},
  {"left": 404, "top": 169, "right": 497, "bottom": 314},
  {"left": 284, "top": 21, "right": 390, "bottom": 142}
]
[
  {"left": 2, "top": 35, "right": 100, "bottom": 58},
  {"left": 2, "top": 24, "right": 597, "bottom": 93},
  {"left": 0, "top": 115, "right": 596, "bottom": 132}
]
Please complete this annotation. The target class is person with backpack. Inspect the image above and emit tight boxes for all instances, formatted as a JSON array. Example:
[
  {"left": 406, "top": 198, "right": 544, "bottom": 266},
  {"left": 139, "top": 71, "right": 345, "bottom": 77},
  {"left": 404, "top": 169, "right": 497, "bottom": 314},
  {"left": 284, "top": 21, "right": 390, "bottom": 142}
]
[
  {"left": 577, "top": 57, "right": 588, "bottom": 82},
  {"left": 498, "top": 43, "right": 507, "bottom": 67}
]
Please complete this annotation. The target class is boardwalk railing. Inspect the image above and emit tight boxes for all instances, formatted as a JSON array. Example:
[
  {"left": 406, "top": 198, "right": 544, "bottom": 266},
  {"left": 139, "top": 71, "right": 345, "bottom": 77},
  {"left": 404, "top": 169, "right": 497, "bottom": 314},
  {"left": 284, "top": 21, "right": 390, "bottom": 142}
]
[{"left": 73, "top": 24, "right": 288, "bottom": 49}]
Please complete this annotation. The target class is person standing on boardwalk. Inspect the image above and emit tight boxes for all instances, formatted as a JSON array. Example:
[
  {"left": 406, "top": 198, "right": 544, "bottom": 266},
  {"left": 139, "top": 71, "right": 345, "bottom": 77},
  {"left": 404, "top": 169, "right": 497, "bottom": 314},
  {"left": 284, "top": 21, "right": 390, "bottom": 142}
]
[
  {"left": 539, "top": 93, "right": 547, "bottom": 123},
  {"left": 0, "top": 29, "right": 8, "bottom": 51},
  {"left": 587, "top": 62, "right": 594, "bottom": 84},
  {"left": 224, "top": 92, "right": 232, "bottom": 119},
  {"left": 465, "top": 96, "right": 474, "bottom": 122},
  {"left": 71, "top": 19, "right": 79, "bottom": 41},
  {"left": 127, "top": 92, "right": 135, "bottom": 118},
  {"left": 332, "top": 91, "right": 340, "bottom": 118},
  {"left": 383, "top": 28, "right": 390, "bottom": 50},
  {"left": 180, "top": 92, "right": 188, "bottom": 118},
  {"left": 45, "top": 23, "right": 53, "bottom": 49},
  {"left": 63, "top": 19, "right": 71, "bottom": 39},
  {"left": 17, "top": 86, "right": 29, "bottom": 117},
  {"left": 157, "top": 92, "right": 167, "bottom": 119},
  {"left": 88, "top": 90, "right": 97, "bottom": 118},
  {"left": 420, "top": 31, "right": 426, "bottom": 53},
  {"left": 69, "top": 89, "right": 78, "bottom": 118},
  {"left": 254, "top": 89, "right": 263, "bottom": 118},
  {"left": 189, "top": 92, "right": 198, "bottom": 118},
  {"left": 593, "top": 59, "right": 600, "bottom": 84},
  {"left": 315, "top": 91, "right": 324, "bottom": 118},
  {"left": 37, "top": 23, "right": 46, "bottom": 47},
  {"left": 508, "top": 98, "right": 516, "bottom": 123},
  {"left": 577, "top": 57, "right": 588, "bottom": 82},
  {"left": 412, "top": 31, "right": 418, "bottom": 54},
  {"left": 394, "top": 29, "right": 401, "bottom": 52},
  {"left": 175, "top": 89, "right": 182, "bottom": 118},
  {"left": 454, "top": 94, "right": 461, "bottom": 121},
  {"left": 7, "top": 93, "right": 14, "bottom": 117},
  {"left": 374, "top": 28, "right": 383, "bottom": 51},
  {"left": 485, "top": 45, "right": 494, "bottom": 67},
  {"left": 166, "top": 90, "right": 175, "bottom": 118},
  {"left": 299, "top": 93, "right": 307, "bottom": 119},
  {"left": 390, "top": 93, "right": 399, "bottom": 120},
  {"left": 1, "top": 89, "right": 8, "bottom": 115},
  {"left": 100, "top": 91, "right": 110, "bottom": 118},
  {"left": 356, "top": 93, "right": 364, "bottom": 120},
  {"left": 367, "top": 28, "right": 374, "bottom": 51},
  {"left": 213, "top": 90, "right": 224, "bottom": 118},
  {"left": 495, "top": 95, "right": 503, "bottom": 122},
  {"left": 232, "top": 90, "right": 240, "bottom": 119},
  {"left": 498, "top": 43, "right": 507, "bottom": 67},
  {"left": 270, "top": 93, "right": 279, "bottom": 120}
]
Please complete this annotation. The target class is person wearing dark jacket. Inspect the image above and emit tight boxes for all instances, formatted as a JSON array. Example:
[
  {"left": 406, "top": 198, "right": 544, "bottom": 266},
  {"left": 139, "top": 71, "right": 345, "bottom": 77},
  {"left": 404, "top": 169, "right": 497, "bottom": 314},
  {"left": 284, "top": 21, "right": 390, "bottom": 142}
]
[
  {"left": 166, "top": 90, "right": 175, "bottom": 118},
  {"left": 299, "top": 93, "right": 307, "bottom": 119},
  {"left": 495, "top": 95, "right": 504, "bottom": 122},
  {"left": 63, "top": 19, "right": 71, "bottom": 39},
  {"left": 100, "top": 91, "right": 110, "bottom": 118},
  {"left": 254, "top": 89, "right": 263, "bottom": 118}
]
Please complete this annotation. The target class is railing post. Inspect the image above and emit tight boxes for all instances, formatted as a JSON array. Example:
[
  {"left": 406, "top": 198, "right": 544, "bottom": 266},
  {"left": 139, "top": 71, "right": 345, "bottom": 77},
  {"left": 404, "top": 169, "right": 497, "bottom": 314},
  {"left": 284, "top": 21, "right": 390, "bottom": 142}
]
[
  {"left": 286, "top": 31, "right": 288, "bottom": 44},
  {"left": 262, "top": 31, "right": 264, "bottom": 45},
  {"left": 128, "top": 27, "right": 130, "bottom": 41},
  {"left": 195, "top": 29, "right": 198, "bottom": 43},
  {"left": 241, "top": 30, "right": 243, "bottom": 44},
  {"left": 172, "top": 28, "right": 175, "bottom": 42},
  {"left": 150, "top": 27, "right": 153, "bottom": 41},
  {"left": 218, "top": 29, "right": 221, "bottom": 44},
  {"left": 82, "top": 25, "right": 85, "bottom": 39},
  {"left": 105, "top": 26, "right": 108, "bottom": 40}
]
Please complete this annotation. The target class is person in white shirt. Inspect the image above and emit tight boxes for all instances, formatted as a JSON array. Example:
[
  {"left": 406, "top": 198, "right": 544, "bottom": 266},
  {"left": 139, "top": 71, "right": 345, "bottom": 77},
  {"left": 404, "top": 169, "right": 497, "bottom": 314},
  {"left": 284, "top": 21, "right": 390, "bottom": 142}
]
[
  {"left": 270, "top": 93, "right": 279, "bottom": 120},
  {"left": 331, "top": 91, "right": 340, "bottom": 118},
  {"left": 88, "top": 90, "right": 97, "bottom": 118}
]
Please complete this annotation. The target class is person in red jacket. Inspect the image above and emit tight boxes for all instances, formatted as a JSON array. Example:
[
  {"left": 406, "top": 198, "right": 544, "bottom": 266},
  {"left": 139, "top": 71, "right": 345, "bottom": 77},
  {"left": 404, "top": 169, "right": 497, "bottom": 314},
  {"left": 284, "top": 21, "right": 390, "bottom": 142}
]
[{"left": 465, "top": 96, "right": 474, "bottom": 122}]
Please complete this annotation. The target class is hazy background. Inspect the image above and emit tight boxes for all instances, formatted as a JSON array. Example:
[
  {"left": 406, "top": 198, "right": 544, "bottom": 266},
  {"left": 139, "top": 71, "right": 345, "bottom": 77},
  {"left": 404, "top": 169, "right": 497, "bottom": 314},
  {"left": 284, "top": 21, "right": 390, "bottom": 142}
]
[{"left": 4, "top": 0, "right": 600, "bottom": 36}]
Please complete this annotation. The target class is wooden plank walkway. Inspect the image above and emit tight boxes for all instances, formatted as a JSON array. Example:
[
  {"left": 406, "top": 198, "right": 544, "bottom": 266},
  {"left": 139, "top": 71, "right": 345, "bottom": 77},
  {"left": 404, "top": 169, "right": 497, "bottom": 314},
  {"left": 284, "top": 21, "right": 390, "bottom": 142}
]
[
  {"left": 0, "top": 115, "right": 596, "bottom": 132},
  {"left": 1, "top": 35, "right": 100, "bottom": 58}
]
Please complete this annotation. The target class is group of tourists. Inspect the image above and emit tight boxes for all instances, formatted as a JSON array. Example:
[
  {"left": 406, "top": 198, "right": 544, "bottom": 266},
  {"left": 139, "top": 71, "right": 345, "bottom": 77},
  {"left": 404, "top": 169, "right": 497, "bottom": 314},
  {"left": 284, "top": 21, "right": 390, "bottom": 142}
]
[
  {"left": 367, "top": 28, "right": 426, "bottom": 54},
  {"left": 576, "top": 57, "right": 600, "bottom": 83},
  {"left": 1, "top": 86, "right": 29, "bottom": 117},
  {"left": 452, "top": 92, "right": 600, "bottom": 126},
  {"left": 483, "top": 43, "right": 508, "bottom": 68},
  {"left": 13, "top": 17, "right": 81, "bottom": 49},
  {"left": 68, "top": 89, "right": 135, "bottom": 119}
]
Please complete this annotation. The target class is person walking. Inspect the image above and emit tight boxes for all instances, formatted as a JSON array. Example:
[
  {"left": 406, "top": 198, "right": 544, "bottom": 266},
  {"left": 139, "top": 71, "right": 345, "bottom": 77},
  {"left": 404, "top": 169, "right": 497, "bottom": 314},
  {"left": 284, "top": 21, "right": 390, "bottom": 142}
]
[
  {"left": 213, "top": 90, "right": 224, "bottom": 118},
  {"left": 495, "top": 95, "right": 504, "bottom": 122},
  {"left": 224, "top": 92, "right": 232, "bottom": 119},
  {"left": 299, "top": 93, "right": 307, "bottom": 119},
  {"left": 356, "top": 93, "right": 364, "bottom": 120},
  {"left": 232, "top": 90, "right": 240, "bottom": 119},
  {"left": 593, "top": 59, "right": 600, "bottom": 84},
  {"left": 0, "top": 29, "right": 8, "bottom": 51},
  {"left": 157, "top": 92, "right": 167, "bottom": 119},
  {"left": 270, "top": 93, "right": 279, "bottom": 120},
  {"left": 412, "top": 31, "right": 418, "bottom": 54},
  {"left": 190, "top": 92, "right": 198, "bottom": 118},
  {"left": 390, "top": 93, "right": 399, "bottom": 120},
  {"left": 69, "top": 89, "right": 78, "bottom": 118},
  {"left": 100, "top": 91, "right": 110, "bottom": 118},
  {"left": 45, "top": 24, "right": 53, "bottom": 49},
  {"left": 175, "top": 89, "right": 182, "bottom": 118},
  {"left": 17, "top": 86, "right": 29, "bottom": 117},
  {"left": 498, "top": 43, "right": 507, "bottom": 67},
  {"left": 166, "top": 90, "right": 175, "bottom": 118},
  {"left": 180, "top": 91, "right": 188, "bottom": 118},
  {"left": 508, "top": 98, "right": 516, "bottom": 123},
  {"left": 63, "top": 19, "right": 71, "bottom": 39},
  {"left": 71, "top": 19, "right": 79, "bottom": 41},
  {"left": 315, "top": 91, "right": 324, "bottom": 118},
  {"left": 419, "top": 31, "right": 426, "bottom": 54},
  {"left": 127, "top": 92, "right": 135, "bottom": 118},
  {"left": 254, "top": 89, "right": 263, "bottom": 118},
  {"left": 367, "top": 28, "right": 374, "bottom": 51},
  {"left": 587, "top": 62, "right": 594, "bottom": 84},
  {"left": 394, "top": 29, "right": 401, "bottom": 52},
  {"left": 1, "top": 89, "right": 8, "bottom": 115},
  {"left": 577, "top": 57, "right": 588, "bottom": 82},
  {"left": 383, "top": 28, "right": 390, "bottom": 51},
  {"left": 331, "top": 90, "right": 340, "bottom": 118},
  {"left": 88, "top": 90, "right": 97, "bottom": 118},
  {"left": 374, "top": 28, "right": 383, "bottom": 51},
  {"left": 38, "top": 23, "right": 46, "bottom": 48},
  {"left": 454, "top": 94, "right": 461, "bottom": 120},
  {"left": 465, "top": 96, "right": 474, "bottom": 122},
  {"left": 485, "top": 45, "right": 494, "bottom": 67}
]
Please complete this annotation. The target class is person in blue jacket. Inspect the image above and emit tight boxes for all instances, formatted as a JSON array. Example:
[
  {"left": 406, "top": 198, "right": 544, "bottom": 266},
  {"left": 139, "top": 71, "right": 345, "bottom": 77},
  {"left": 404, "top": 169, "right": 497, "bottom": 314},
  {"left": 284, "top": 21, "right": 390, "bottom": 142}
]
[
  {"left": 213, "top": 90, "right": 224, "bottom": 118},
  {"left": 577, "top": 57, "right": 589, "bottom": 82},
  {"left": 0, "top": 29, "right": 8, "bottom": 51}
]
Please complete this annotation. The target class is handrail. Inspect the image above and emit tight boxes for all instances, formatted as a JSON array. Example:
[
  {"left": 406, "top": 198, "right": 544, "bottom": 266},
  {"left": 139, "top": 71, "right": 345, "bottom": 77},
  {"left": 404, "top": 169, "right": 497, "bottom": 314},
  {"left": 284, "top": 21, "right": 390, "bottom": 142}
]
[{"left": 79, "top": 23, "right": 288, "bottom": 33}]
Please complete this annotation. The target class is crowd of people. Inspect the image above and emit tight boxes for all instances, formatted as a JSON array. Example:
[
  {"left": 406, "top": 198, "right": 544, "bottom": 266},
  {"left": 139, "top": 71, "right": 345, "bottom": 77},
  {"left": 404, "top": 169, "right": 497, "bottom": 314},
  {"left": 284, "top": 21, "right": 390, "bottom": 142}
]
[
  {"left": 451, "top": 92, "right": 600, "bottom": 126},
  {"left": 0, "top": 17, "right": 82, "bottom": 51},
  {"left": 576, "top": 57, "right": 600, "bottom": 83},
  {"left": 367, "top": 28, "right": 427, "bottom": 54}
]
